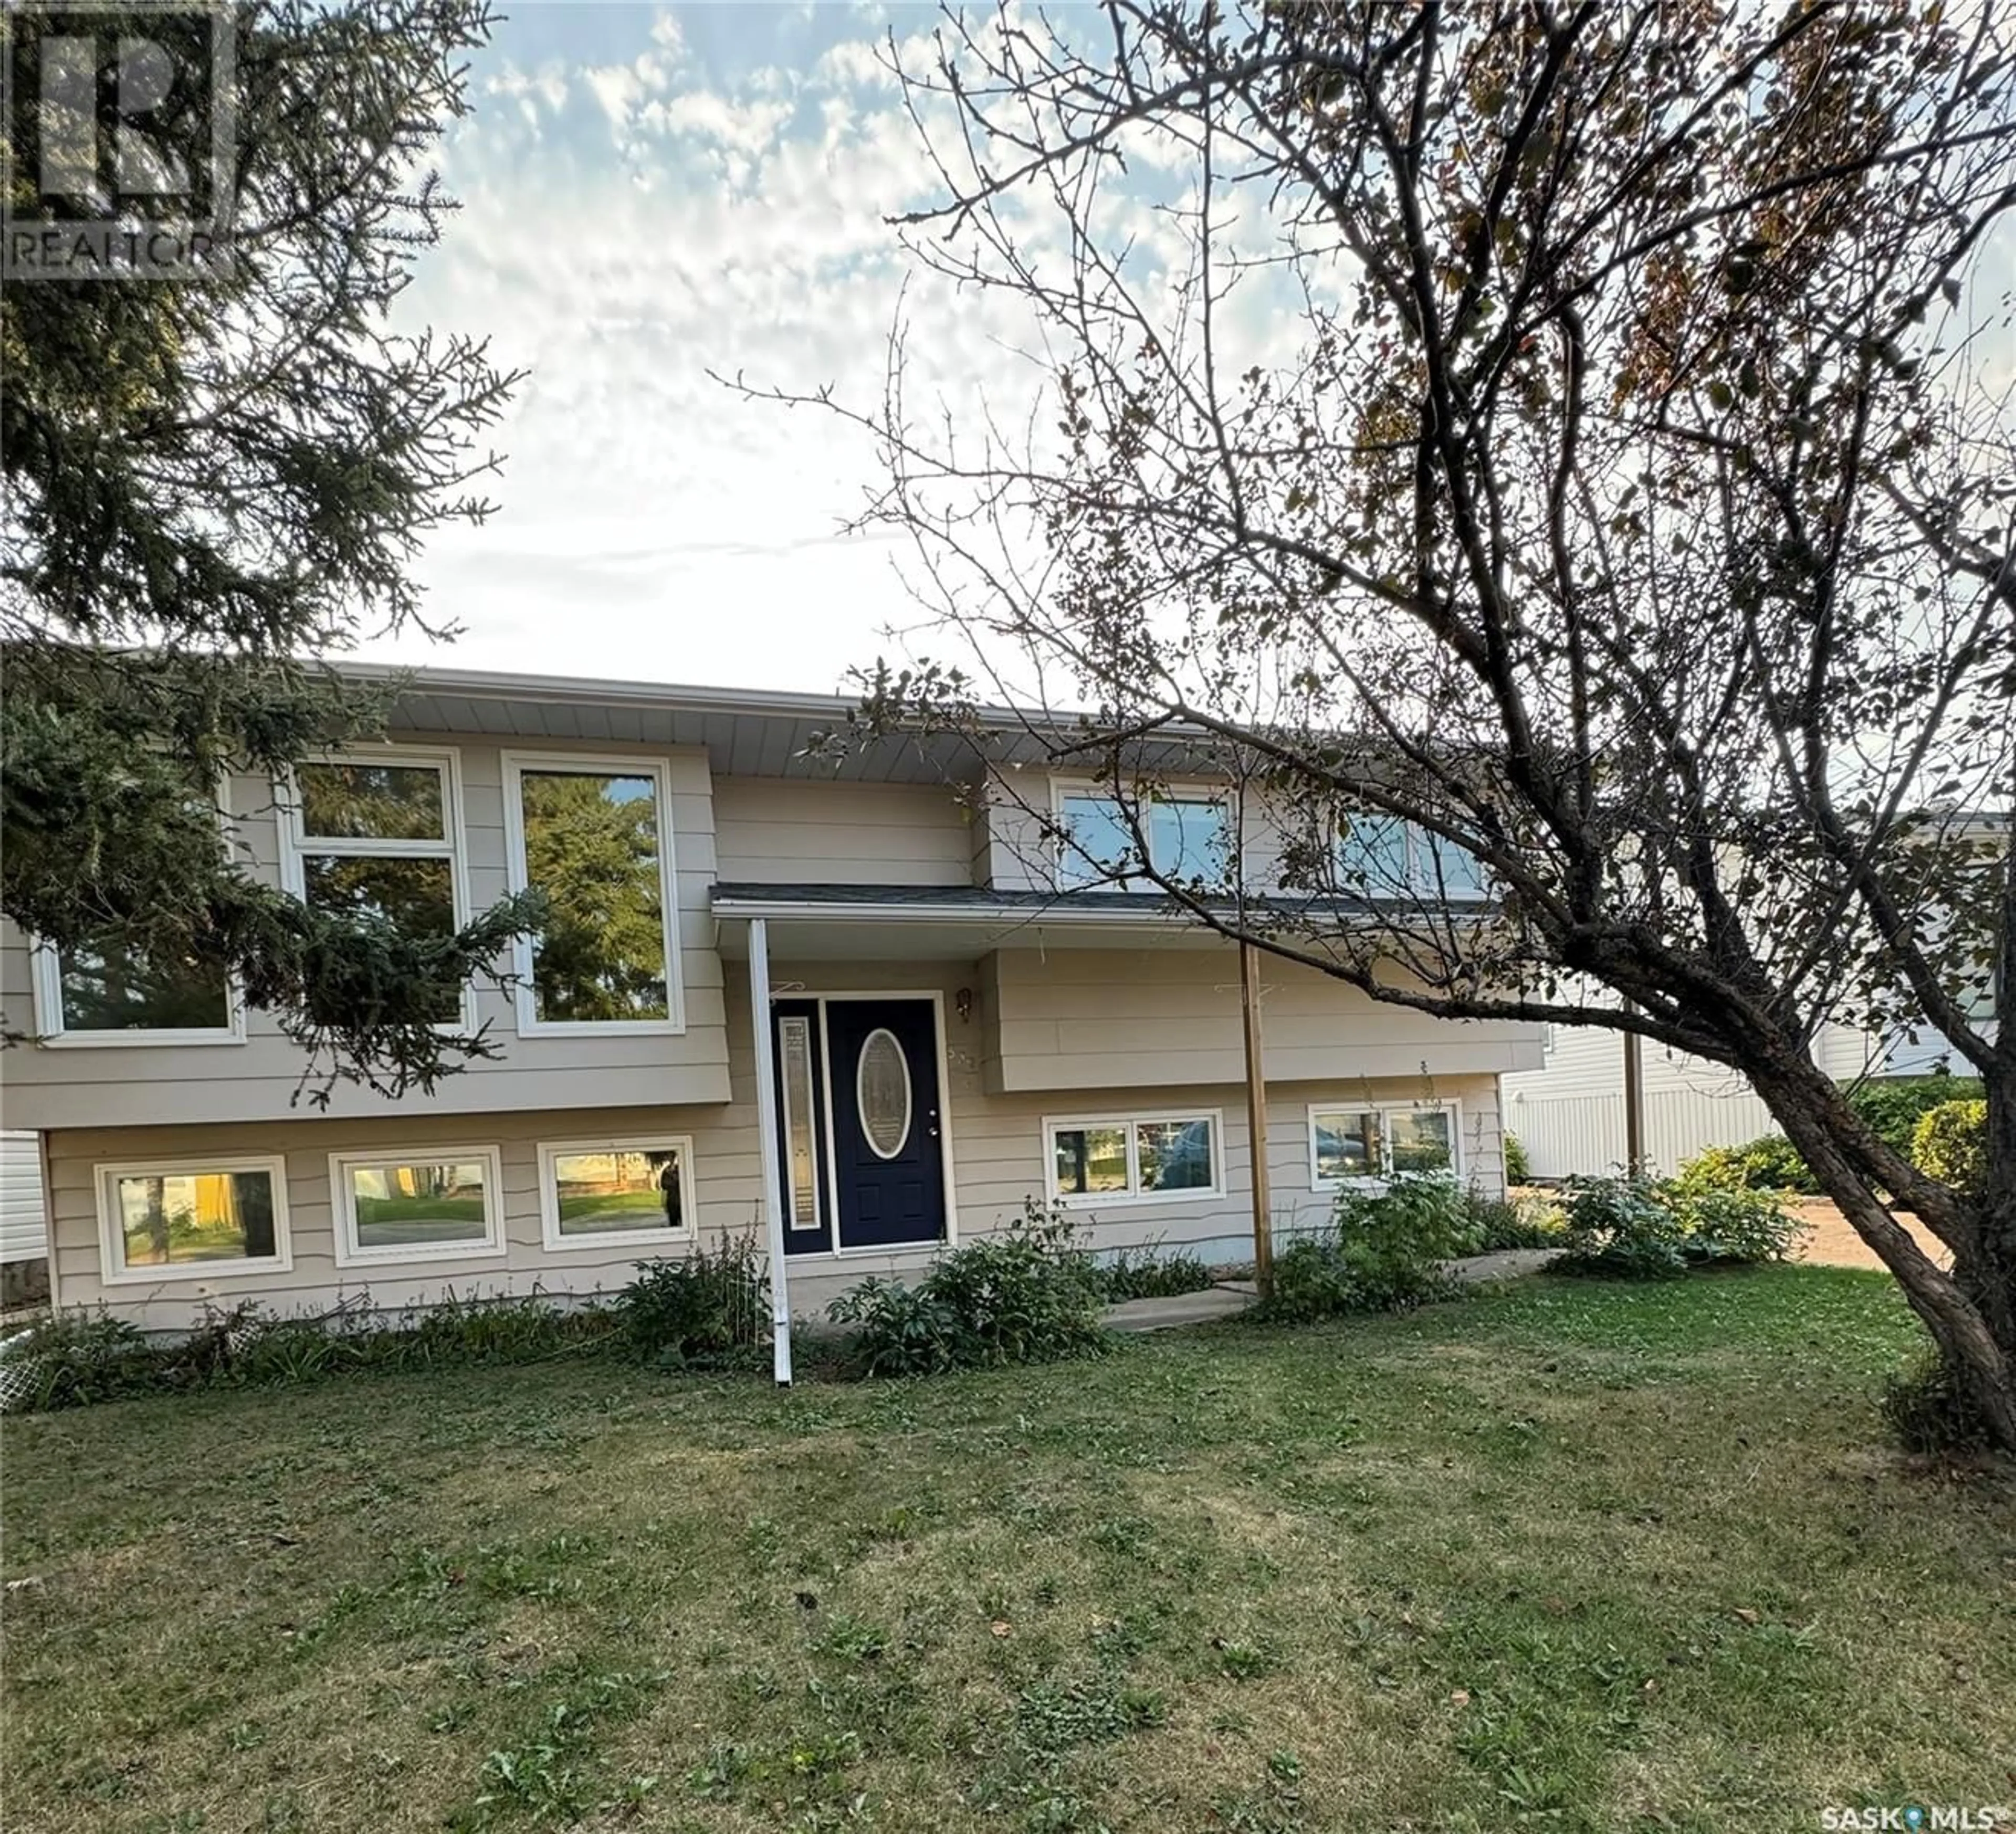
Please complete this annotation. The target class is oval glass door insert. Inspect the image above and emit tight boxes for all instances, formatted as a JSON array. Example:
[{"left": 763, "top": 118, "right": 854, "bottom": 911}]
[{"left": 855, "top": 1028, "right": 912, "bottom": 1160}]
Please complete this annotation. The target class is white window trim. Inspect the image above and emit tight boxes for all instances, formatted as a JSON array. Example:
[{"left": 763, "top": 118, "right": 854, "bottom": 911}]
[
  {"left": 94, "top": 1154, "right": 293, "bottom": 1285},
  {"left": 1049, "top": 778, "right": 1233, "bottom": 893},
  {"left": 1306, "top": 1098, "right": 1464, "bottom": 1192},
  {"left": 35, "top": 769, "right": 245, "bottom": 1047},
  {"left": 1041, "top": 1108, "right": 1226, "bottom": 1209},
  {"left": 501, "top": 751, "right": 686, "bottom": 1038},
  {"left": 32, "top": 943, "right": 247, "bottom": 1048},
  {"left": 329, "top": 1144, "right": 506, "bottom": 1269},
  {"left": 277, "top": 744, "right": 477, "bottom": 1032},
  {"left": 537, "top": 1135, "right": 696, "bottom": 1253}
]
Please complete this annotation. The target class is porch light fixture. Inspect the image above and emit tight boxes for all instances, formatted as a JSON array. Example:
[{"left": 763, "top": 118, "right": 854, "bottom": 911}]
[{"left": 955, "top": 987, "right": 974, "bottom": 1023}]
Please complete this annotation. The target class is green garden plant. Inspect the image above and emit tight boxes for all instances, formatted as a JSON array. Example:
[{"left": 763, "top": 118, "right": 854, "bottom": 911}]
[{"left": 1911, "top": 1101, "right": 1988, "bottom": 1198}]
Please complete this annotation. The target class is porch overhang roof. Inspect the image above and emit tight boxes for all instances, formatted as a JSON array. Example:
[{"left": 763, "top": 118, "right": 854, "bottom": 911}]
[{"left": 708, "top": 881, "right": 1421, "bottom": 959}]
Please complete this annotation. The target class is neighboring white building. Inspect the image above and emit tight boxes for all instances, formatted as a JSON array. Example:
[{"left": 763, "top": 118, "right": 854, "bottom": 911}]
[
  {"left": 1, "top": 1132, "right": 49, "bottom": 1295},
  {"left": 1502, "top": 1014, "right": 1973, "bottom": 1180}
]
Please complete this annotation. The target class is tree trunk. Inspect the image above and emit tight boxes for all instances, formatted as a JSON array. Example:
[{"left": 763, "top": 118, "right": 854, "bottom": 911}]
[{"left": 1760, "top": 1071, "right": 2016, "bottom": 1453}]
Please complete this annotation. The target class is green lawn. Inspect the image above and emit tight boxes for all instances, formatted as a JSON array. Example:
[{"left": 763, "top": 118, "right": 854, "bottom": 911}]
[{"left": 3, "top": 1268, "right": 2011, "bottom": 1833}]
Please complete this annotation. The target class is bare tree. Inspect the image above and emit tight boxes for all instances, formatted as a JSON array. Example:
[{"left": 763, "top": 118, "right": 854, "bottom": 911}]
[{"left": 740, "top": 2, "right": 2016, "bottom": 1444}]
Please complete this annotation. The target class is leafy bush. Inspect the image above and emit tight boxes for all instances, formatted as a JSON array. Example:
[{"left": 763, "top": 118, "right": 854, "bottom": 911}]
[
  {"left": 1261, "top": 1175, "right": 1477, "bottom": 1322},
  {"left": 1091, "top": 1246, "right": 1216, "bottom": 1302},
  {"left": 1910, "top": 1100, "right": 1988, "bottom": 1196},
  {"left": 1502, "top": 1132, "right": 1530, "bottom": 1185},
  {"left": 1263, "top": 1239, "right": 1364, "bottom": 1323},
  {"left": 1882, "top": 1350, "right": 1999, "bottom": 1455},
  {"left": 1554, "top": 1175, "right": 1692, "bottom": 1278},
  {"left": 1334, "top": 1174, "right": 1482, "bottom": 1308},
  {"left": 1, "top": 1313, "right": 170, "bottom": 1411},
  {"left": 1463, "top": 1190, "right": 1563, "bottom": 1251},
  {"left": 1556, "top": 1173, "right": 1805, "bottom": 1278},
  {"left": 614, "top": 1237, "right": 769, "bottom": 1368},
  {"left": 1674, "top": 1135, "right": 1819, "bottom": 1196},
  {"left": 1669, "top": 1185, "right": 1807, "bottom": 1264},
  {"left": 1849, "top": 1076, "right": 1983, "bottom": 1157},
  {"left": 828, "top": 1205, "right": 1109, "bottom": 1377}
]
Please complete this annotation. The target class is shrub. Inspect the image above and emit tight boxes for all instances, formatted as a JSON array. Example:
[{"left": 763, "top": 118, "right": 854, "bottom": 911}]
[
  {"left": 614, "top": 1237, "right": 769, "bottom": 1368},
  {"left": 1670, "top": 1185, "right": 1807, "bottom": 1264},
  {"left": 1262, "top": 1239, "right": 1362, "bottom": 1323},
  {"left": 828, "top": 1204, "right": 1109, "bottom": 1377},
  {"left": 1882, "top": 1350, "right": 2000, "bottom": 1455},
  {"left": 1334, "top": 1174, "right": 1482, "bottom": 1308},
  {"left": 1463, "top": 1189, "right": 1563, "bottom": 1251},
  {"left": 1502, "top": 1132, "right": 1530, "bottom": 1185},
  {"left": 1849, "top": 1076, "right": 1983, "bottom": 1157},
  {"left": 1910, "top": 1100, "right": 1988, "bottom": 1197},
  {"left": 1092, "top": 1246, "right": 1216, "bottom": 1302},
  {"left": 1261, "top": 1174, "right": 1476, "bottom": 1321},
  {"left": 1673, "top": 1136, "right": 1818, "bottom": 1195},
  {"left": 1555, "top": 1175, "right": 1691, "bottom": 1278},
  {"left": 0, "top": 1312, "right": 171, "bottom": 1411}
]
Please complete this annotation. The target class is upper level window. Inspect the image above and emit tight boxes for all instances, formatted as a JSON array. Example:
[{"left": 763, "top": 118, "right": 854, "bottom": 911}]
[
  {"left": 1056, "top": 787, "right": 1227, "bottom": 891},
  {"left": 1337, "top": 813, "right": 1486, "bottom": 900},
  {"left": 35, "top": 930, "right": 236, "bottom": 1046},
  {"left": 281, "top": 750, "right": 469, "bottom": 1025},
  {"left": 33, "top": 773, "right": 239, "bottom": 1046},
  {"left": 505, "top": 754, "right": 682, "bottom": 1034}
]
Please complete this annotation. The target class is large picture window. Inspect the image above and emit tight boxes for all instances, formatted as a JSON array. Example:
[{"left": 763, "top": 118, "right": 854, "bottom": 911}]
[
  {"left": 1055, "top": 785, "right": 1227, "bottom": 891},
  {"left": 330, "top": 1147, "right": 504, "bottom": 1267},
  {"left": 1046, "top": 1112, "right": 1221, "bottom": 1206},
  {"left": 282, "top": 750, "right": 469, "bottom": 1024},
  {"left": 537, "top": 1138, "right": 694, "bottom": 1251},
  {"left": 1308, "top": 1101, "right": 1462, "bottom": 1187},
  {"left": 505, "top": 755, "right": 681, "bottom": 1033},
  {"left": 95, "top": 1157, "right": 291, "bottom": 1284}
]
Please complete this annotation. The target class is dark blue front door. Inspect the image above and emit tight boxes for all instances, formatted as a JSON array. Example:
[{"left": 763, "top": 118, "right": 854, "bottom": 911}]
[{"left": 823, "top": 998, "right": 947, "bottom": 1251}]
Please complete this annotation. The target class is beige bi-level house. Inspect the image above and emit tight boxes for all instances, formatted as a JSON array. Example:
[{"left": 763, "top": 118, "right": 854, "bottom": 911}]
[{"left": 0, "top": 667, "right": 1544, "bottom": 1340}]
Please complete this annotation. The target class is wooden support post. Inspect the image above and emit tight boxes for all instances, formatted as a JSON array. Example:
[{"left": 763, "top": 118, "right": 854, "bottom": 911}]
[
  {"left": 1240, "top": 939, "right": 1274, "bottom": 1299},
  {"left": 1622, "top": 1022, "right": 1646, "bottom": 1176}
]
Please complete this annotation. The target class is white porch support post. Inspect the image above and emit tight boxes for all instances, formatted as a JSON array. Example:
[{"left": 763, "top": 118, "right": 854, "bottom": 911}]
[{"left": 747, "top": 916, "right": 793, "bottom": 1385}]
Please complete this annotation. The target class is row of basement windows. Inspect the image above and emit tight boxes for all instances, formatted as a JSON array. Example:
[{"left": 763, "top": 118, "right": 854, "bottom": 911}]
[
  {"left": 1045, "top": 1100, "right": 1462, "bottom": 1205},
  {"left": 94, "top": 1140, "right": 696, "bottom": 1285},
  {"left": 94, "top": 1102, "right": 1463, "bottom": 1284},
  {"left": 36, "top": 748, "right": 681, "bottom": 1044}
]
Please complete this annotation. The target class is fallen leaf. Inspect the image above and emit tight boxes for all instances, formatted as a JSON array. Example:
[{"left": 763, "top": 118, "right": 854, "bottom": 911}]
[
  {"left": 990, "top": 1620, "right": 1012, "bottom": 1639},
  {"left": 1450, "top": 1689, "right": 1471, "bottom": 1706},
  {"left": 1734, "top": 1608, "right": 1760, "bottom": 1626}
]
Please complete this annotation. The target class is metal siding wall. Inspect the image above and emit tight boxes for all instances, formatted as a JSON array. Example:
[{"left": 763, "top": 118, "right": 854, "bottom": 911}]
[
  {"left": 0, "top": 1132, "right": 49, "bottom": 1263},
  {"left": 1506, "top": 1086, "right": 1780, "bottom": 1178}
]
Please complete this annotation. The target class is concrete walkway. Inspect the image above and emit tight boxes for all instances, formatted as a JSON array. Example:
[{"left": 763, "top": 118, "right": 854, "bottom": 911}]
[{"left": 1100, "top": 1248, "right": 1560, "bottom": 1334}]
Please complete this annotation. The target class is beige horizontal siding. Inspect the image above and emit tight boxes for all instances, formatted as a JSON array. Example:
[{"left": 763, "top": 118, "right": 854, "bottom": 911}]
[
  {"left": 1, "top": 741, "right": 732, "bottom": 1129},
  {"left": 987, "top": 947, "right": 1542, "bottom": 1091},
  {"left": 44, "top": 941, "right": 1506, "bottom": 1329},
  {"left": 713, "top": 779, "right": 975, "bottom": 887}
]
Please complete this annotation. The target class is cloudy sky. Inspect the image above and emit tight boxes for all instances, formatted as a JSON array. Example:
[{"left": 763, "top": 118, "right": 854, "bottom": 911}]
[
  {"left": 377, "top": 3, "right": 2015, "bottom": 704},
  {"left": 374, "top": 2, "right": 1045, "bottom": 698}
]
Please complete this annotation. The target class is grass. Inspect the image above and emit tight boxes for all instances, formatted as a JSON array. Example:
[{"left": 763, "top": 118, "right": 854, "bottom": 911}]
[{"left": 3, "top": 1267, "right": 2011, "bottom": 1833}]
